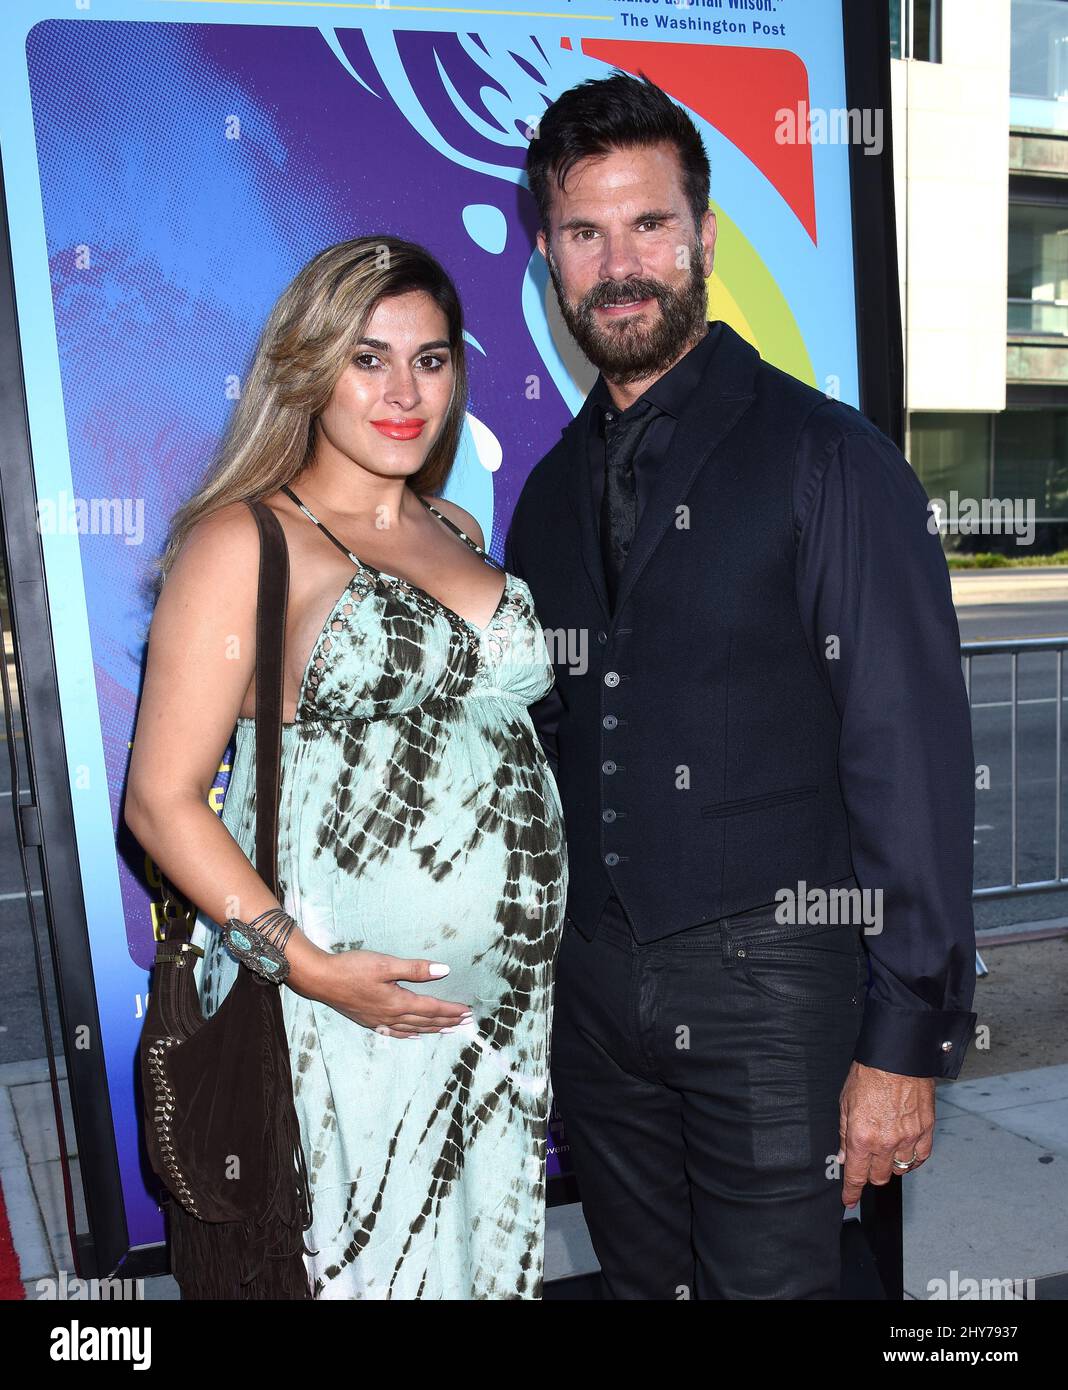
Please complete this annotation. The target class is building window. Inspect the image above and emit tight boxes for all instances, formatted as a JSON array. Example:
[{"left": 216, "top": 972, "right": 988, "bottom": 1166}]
[
  {"left": 909, "top": 414, "right": 993, "bottom": 536},
  {"left": 1008, "top": 201, "right": 1068, "bottom": 336},
  {"left": 909, "top": 409, "right": 1068, "bottom": 554},
  {"left": 994, "top": 408, "right": 1068, "bottom": 550},
  {"left": 891, "top": 0, "right": 942, "bottom": 63},
  {"left": 1011, "top": 0, "right": 1068, "bottom": 133}
]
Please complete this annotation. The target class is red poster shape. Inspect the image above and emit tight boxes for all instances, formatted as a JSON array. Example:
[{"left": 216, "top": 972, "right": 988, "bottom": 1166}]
[{"left": 561, "top": 37, "right": 817, "bottom": 244}]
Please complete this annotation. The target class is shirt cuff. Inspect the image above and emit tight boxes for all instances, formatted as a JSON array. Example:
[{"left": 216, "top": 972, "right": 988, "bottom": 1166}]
[{"left": 853, "top": 995, "right": 978, "bottom": 1079}]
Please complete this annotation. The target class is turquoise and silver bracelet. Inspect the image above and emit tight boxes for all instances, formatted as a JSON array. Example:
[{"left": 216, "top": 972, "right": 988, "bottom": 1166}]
[{"left": 222, "top": 906, "right": 297, "bottom": 983}]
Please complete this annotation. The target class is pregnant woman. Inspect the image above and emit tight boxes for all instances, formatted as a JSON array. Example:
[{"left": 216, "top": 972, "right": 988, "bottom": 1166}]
[{"left": 125, "top": 236, "right": 567, "bottom": 1299}]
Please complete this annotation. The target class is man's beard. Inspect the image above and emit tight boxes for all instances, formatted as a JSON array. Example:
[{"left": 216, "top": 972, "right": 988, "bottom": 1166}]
[{"left": 546, "top": 239, "right": 709, "bottom": 386}]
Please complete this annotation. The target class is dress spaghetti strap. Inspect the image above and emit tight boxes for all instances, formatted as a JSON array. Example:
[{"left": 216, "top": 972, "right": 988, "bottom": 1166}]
[
  {"left": 279, "top": 482, "right": 503, "bottom": 573},
  {"left": 279, "top": 483, "right": 364, "bottom": 568},
  {"left": 418, "top": 498, "right": 503, "bottom": 571}
]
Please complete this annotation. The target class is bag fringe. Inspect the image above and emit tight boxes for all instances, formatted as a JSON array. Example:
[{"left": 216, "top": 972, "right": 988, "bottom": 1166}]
[{"left": 167, "top": 987, "right": 316, "bottom": 1300}]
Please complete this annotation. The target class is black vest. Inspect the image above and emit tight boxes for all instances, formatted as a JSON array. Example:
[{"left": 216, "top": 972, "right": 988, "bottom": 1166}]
[{"left": 508, "top": 322, "right": 863, "bottom": 942}]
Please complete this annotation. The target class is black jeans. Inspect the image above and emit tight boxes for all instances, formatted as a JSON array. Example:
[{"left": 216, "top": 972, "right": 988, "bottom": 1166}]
[{"left": 550, "top": 893, "right": 867, "bottom": 1299}]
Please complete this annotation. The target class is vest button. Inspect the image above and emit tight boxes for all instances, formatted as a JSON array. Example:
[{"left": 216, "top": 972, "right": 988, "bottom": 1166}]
[
  {"left": 602, "top": 808, "right": 617, "bottom": 822},
  {"left": 603, "top": 715, "right": 618, "bottom": 730},
  {"left": 604, "top": 852, "right": 620, "bottom": 866},
  {"left": 597, "top": 630, "right": 608, "bottom": 644},
  {"left": 604, "top": 671, "right": 620, "bottom": 687},
  {"left": 602, "top": 760, "right": 617, "bottom": 774}
]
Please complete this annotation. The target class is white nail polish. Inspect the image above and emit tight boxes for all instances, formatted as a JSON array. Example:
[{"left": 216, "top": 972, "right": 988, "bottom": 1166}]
[{"left": 428, "top": 963, "right": 450, "bottom": 978}]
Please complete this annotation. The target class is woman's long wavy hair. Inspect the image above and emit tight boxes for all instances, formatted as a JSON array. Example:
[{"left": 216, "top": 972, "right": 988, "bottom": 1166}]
[{"left": 153, "top": 236, "right": 468, "bottom": 594}]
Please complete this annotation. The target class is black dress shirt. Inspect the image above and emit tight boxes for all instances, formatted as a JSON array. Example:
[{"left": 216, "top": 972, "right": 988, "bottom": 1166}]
[{"left": 588, "top": 321, "right": 722, "bottom": 524}]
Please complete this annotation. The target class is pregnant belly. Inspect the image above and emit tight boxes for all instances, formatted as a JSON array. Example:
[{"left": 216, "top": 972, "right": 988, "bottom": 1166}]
[{"left": 319, "top": 753, "right": 567, "bottom": 1014}]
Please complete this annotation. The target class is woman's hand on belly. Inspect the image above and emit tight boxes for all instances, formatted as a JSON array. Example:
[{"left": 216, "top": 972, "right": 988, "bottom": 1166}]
[{"left": 306, "top": 949, "right": 474, "bottom": 1038}]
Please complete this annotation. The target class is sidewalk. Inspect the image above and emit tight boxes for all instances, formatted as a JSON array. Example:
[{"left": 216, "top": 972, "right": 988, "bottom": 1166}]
[
  {"left": 951, "top": 566, "right": 1068, "bottom": 607},
  {"left": 2, "top": 1045, "right": 1064, "bottom": 1300}
]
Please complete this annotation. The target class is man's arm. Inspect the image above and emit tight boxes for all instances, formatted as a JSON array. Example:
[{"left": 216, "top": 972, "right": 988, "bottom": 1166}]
[
  {"left": 504, "top": 502, "right": 563, "bottom": 779},
  {"left": 795, "top": 423, "right": 978, "bottom": 1080}
]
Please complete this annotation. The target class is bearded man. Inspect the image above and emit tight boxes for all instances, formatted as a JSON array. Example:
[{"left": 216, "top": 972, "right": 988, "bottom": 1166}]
[{"left": 505, "top": 71, "right": 978, "bottom": 1301}]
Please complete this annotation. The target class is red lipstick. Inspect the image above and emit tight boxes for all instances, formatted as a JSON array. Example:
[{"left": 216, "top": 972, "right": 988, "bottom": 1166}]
[{"left": 371, "top": 418, "right": 426, "bottom": 441}]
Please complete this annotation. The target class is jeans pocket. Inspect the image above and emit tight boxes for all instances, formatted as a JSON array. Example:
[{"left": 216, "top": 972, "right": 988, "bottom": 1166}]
[{"left": 728, "top": 918, "right": 866, "bottom": 1008}]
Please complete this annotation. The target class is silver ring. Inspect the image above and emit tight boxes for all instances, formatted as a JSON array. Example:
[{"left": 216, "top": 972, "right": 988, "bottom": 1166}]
[{"left": 892, "top": 1150, "right": 918, "bottom": 1171}]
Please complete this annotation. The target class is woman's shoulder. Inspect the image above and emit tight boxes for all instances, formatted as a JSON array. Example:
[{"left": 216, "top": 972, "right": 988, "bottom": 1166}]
[
  {"left": 166, "top": 498, "right": 263, "bottom": 594},
  {"left": 419, "top": 493, "right": 485, "bottom": 550},
  {"left": 150, "top": 500, "right": 263, "bottom": 663},
  {"left": 183, "top": 496, "right": 262, "bottom": 550}
]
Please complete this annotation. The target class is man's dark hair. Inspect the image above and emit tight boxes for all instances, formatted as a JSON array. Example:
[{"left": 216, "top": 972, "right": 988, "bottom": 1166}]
[{"left": 525, "top": 70, "right": 711, "bottom": 236}]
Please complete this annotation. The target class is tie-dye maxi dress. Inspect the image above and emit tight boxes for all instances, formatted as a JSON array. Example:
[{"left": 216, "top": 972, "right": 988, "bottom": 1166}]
[{"left": 190, "top": 490, "right": 568, "bottom": 1299}]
